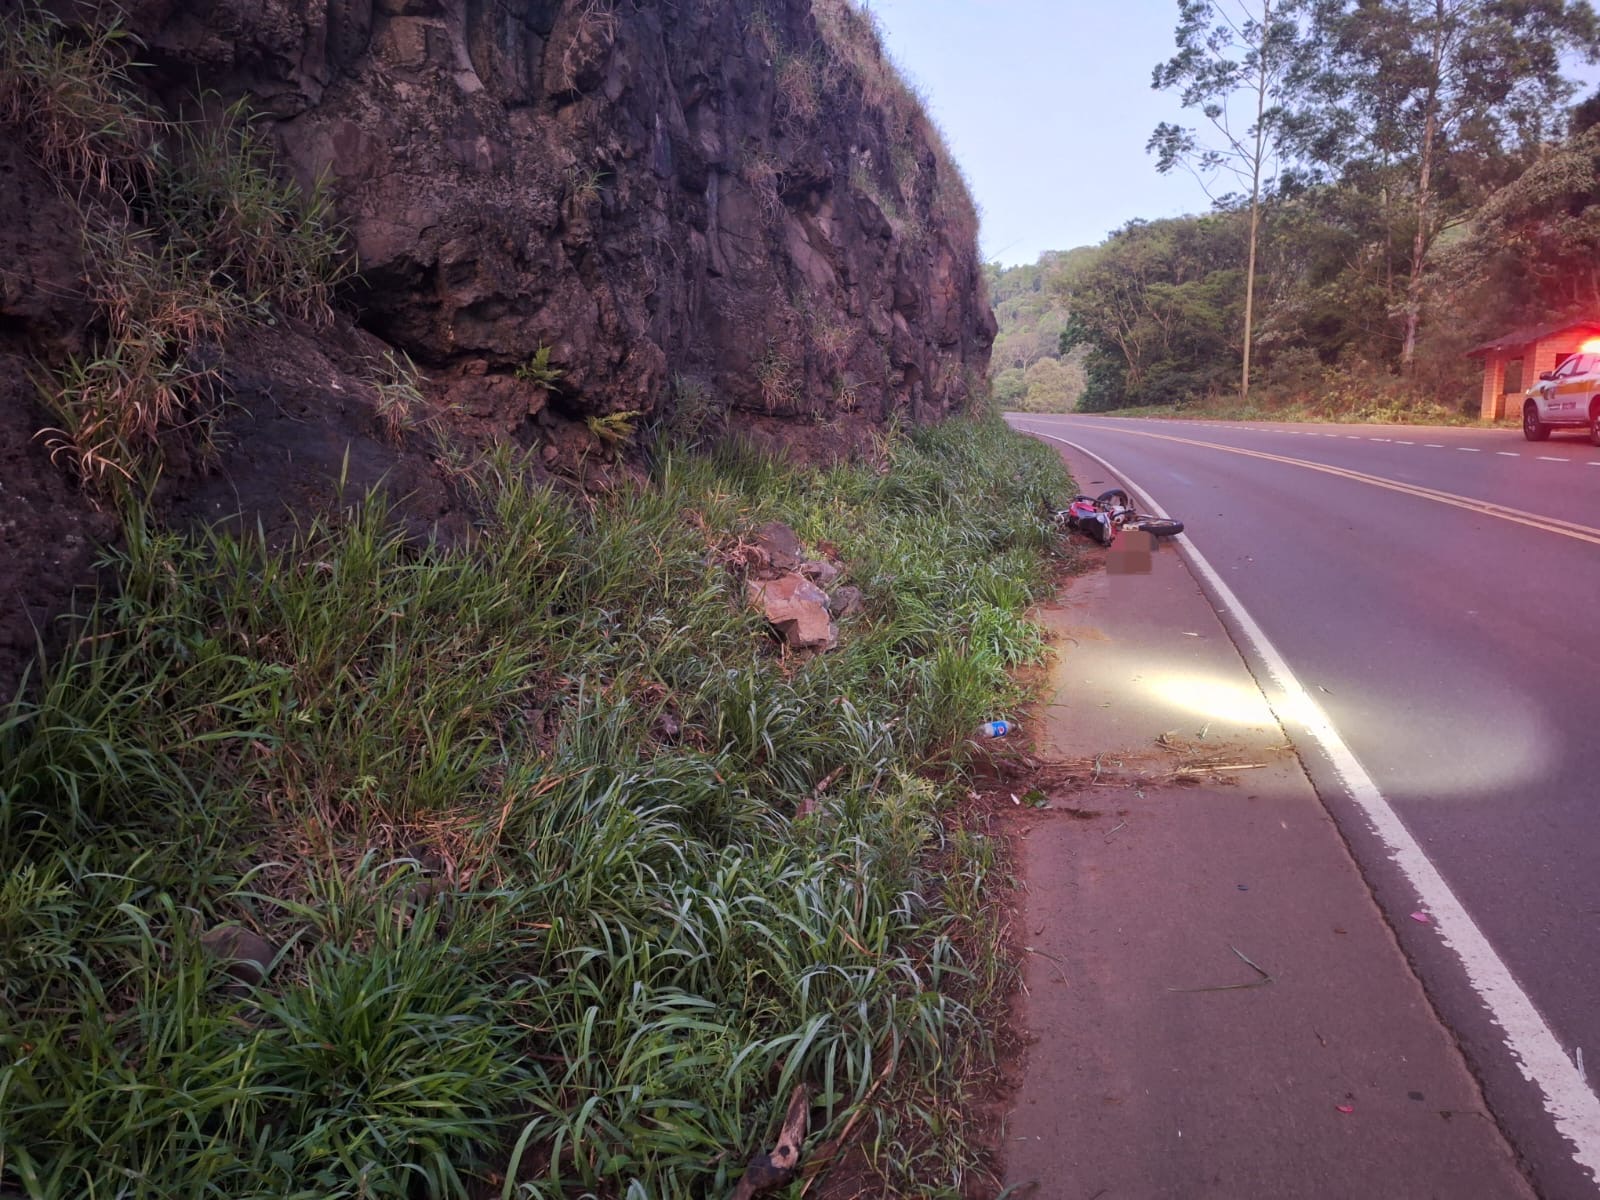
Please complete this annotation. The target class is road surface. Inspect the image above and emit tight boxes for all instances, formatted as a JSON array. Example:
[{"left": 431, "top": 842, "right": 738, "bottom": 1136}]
[{"left": 1008, "top": 413, "right": 1600, "bottom": 1199}]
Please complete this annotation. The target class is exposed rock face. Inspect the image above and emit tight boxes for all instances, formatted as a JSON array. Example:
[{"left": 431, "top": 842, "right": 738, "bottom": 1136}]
[
  {"left": 126, "top": 0, "right": 995, "bottom": 442},
  {"left": 0, "top": 0, "right": 993, "bottom": 697}
]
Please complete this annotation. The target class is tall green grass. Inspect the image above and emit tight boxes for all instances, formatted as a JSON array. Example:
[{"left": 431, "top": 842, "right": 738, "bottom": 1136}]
[{"left": 1, "top": 416, "right": 1071, "bottom": 1198}]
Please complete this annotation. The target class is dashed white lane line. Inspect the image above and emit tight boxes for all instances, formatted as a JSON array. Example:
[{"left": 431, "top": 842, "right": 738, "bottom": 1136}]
[
  {"left": 1028, "top": 428, "right": 1600, "bottom": 1187},
  {"left": 1050, "top": 420, "right": 1600, "bottom": 470}
]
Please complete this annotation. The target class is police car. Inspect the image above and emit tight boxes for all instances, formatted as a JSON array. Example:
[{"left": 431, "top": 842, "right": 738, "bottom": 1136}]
[{"left": 1523, "top": 350, "right": 1600, "bottom": 444}]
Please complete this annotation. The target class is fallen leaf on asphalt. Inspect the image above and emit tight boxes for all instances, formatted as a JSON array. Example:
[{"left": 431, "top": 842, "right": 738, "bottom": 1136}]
[
  {"left": 1410, "top": 911, "right": 1431, "bottom": 924},
  {"left": 1336, "top": 1105, "right": 1355, "bottom": 1115}
]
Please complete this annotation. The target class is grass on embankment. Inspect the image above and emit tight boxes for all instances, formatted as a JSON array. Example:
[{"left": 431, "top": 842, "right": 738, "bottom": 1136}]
[{"left": 1, "top": 416, "right": 1072, "bottom": 1199}]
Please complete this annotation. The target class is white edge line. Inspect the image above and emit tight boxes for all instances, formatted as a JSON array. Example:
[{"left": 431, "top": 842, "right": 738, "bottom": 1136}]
[{"left": 1028, "top": 428, "right": 1600, "bottom": 1182}]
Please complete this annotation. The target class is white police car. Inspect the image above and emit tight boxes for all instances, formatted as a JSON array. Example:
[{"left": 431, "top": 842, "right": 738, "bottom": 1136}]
[{"left": 1523, "top": 351, "right": 1600, "bottom": 444}]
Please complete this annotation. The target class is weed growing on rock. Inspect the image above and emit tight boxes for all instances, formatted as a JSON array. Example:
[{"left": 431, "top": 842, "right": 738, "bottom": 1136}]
[
  {"left": 0, "top": 3, "right": 157, "bottom": 199},
  {"left": 37, "top": 217, "right": 240, "bottom": 488},
  {"left": 1, "top": 416, "right": 1071, "bottom": 1199},
  {"left": 162, "top": 97, "right": 350, "bottom": 326},
  {"left": 585, "top": 409, "right": 641, "bottom": 446},
  {"left": 740, "top": 148, "right": 787, "bottom": 226},
  {"left": 558, "top": 0, "right": 620, "bottom": 93},
  {"left": 743, "top": 5, "right": 781, "bottom": 59},
  {"left": 775, "top": 50, "right": 822, "bottom": 131},
  {"left": 4, "top": 4, "right": 351, "bottom": 498},
  {"left": 663, "top": 373, "right": 726, "bottom": 448},
  {"left": 561, "top": 163, "right": 607, "bottom": 209},
  {"left": 755, "top": 343, "right": 804, "bottom": 413},
  {"left": 515, "top": 344, "right": 565, "bottom": 393},
  {"left": 368, "top": 349, "right": 424, "bottom": 444},
  {"left": 811, "top": 314, "right": 854, "bottom": 372}
]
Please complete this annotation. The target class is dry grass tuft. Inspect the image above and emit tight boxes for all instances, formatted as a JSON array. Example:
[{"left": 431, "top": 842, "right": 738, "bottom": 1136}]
[
  {"left": 0, "top": 4, "right": 157, "bottom": 201},
  {"left": 5, "top": 4, "right": 353, "bottom": 495},
  {"left": 741, "top": 148, "right": 787, "bottom": 225}
]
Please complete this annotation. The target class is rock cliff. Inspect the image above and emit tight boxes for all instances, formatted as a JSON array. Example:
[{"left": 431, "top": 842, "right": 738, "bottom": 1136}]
[
  {"left": 134, "top": 0, "right": 992, "bottom": 436},
  {"left": 0, "top": 0, "right": 994, "bottom": 696}
]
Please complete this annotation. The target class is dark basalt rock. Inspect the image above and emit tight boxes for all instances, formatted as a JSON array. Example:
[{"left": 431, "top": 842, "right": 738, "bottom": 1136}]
[
  {"left": 114, "top": 0, "right": 994, "bottom": 437},
  {"left": 0, "top": 0, "right": 993, "bottom": 699}
]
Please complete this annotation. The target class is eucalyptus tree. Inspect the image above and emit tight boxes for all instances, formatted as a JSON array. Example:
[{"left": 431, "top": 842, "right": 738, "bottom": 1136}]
[
  {"left": 1288, "top": 0, "right": 1600, "bottom": 370},
  {"left": 1149, "top": 0, "right": 1305, "bottom": 404}
]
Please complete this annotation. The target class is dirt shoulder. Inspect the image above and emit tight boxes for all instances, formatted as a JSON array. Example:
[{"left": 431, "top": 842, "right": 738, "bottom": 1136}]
[{"left": 992, "top": 445, "right": 1533, "bottom": 1199}]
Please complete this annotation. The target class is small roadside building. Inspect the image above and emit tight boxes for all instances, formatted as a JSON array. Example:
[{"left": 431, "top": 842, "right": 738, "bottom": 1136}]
[{"left": 1466, "top": 318, "right": 1600, "bottom": 420}]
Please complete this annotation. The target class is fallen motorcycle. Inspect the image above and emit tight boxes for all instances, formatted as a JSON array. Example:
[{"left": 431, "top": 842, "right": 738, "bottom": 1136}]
[{"left": 1056, "top": 488, "right": 1184, "bottom": 548}]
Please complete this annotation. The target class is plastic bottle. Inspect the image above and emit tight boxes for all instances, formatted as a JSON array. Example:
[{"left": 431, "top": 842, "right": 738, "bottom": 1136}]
[{"left": 977, "top": 720, "right": 1014, "bottom": 739}]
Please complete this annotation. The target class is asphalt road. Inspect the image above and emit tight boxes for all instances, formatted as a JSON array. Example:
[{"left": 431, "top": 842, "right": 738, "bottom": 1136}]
[{"left": 1008, "top": 413, "right": 1600, "bottom": 1199}]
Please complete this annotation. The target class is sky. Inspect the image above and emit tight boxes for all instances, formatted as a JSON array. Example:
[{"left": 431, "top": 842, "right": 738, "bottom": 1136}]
[
  {"left": 863, "top": 0, "right": 1224, "bottom": 266},
  {"left": 864, "top": 0, "right": 1600, "bottom": 267}
]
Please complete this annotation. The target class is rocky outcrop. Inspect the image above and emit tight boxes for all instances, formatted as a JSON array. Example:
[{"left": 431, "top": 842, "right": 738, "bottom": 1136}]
[
  {"left": 0, "top": 0, "right": 993, "bottom": 697},
  {"left": 122, "top": 0, "right": 994, "bottom": 444}
]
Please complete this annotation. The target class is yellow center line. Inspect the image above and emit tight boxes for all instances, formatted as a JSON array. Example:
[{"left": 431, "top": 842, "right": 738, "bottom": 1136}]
[{"left": 1071, "top": 423, "right": 1600, "bottom": 549}]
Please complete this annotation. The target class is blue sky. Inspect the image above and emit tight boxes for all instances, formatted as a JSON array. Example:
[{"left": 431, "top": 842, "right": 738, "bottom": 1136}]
[
  {"left": 865, "top": 0, "right": 1223, "bottom": 265},
  {"left": 865, "top": 0, "right": 1600, "bottom": 267}
]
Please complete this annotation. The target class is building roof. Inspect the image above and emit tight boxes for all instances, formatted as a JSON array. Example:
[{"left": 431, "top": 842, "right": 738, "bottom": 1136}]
[{"left": 1466, "top": 318, "right": 1600, "bottom": 358}]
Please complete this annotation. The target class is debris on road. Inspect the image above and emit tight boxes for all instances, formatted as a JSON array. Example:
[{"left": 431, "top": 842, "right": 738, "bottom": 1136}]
[{"left": 1167, "top": 945, "right": 1275, "bottom": 993}]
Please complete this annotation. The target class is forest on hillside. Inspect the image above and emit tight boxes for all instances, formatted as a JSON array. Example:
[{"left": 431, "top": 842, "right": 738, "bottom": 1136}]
[
  {"left": 985, "top": 251, "right": 1091, "bottom": 412},
  {"left": 991, "top": 0, "right": 1600, "bottom": 418}
]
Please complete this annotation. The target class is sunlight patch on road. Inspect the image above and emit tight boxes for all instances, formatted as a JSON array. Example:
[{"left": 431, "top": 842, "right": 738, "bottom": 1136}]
[{"left": 1146, "top": 672, "right": 1278, "bottom": 730}]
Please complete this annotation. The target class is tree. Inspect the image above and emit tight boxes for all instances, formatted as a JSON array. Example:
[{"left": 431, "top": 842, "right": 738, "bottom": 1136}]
[
  {"left": 1150, "top": 0, "right": 1304, "bottom": 404},
  {"left": 1288, "top": 0, "right": 1600, "bottom": 370},
  {"left": 992, "top": 325, "right": 1052, "bottom": 375},
  {"left": 1443, "top": 125, "right": 1600, "bottom": 320},
  {"left": 1062, "top": 215, "right": 1248, "bottom": 410},
  {"left": 1013, "top": 355, "right": 1085, "bottom": 412}
]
